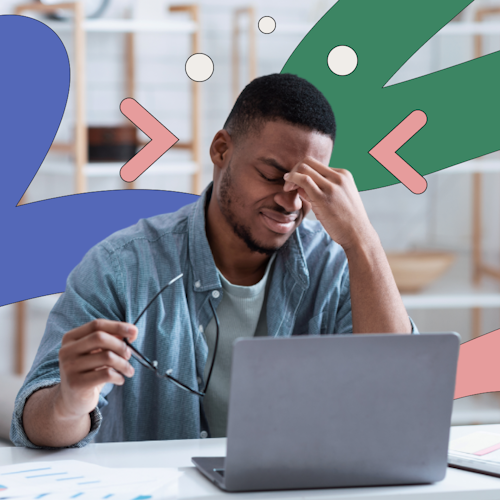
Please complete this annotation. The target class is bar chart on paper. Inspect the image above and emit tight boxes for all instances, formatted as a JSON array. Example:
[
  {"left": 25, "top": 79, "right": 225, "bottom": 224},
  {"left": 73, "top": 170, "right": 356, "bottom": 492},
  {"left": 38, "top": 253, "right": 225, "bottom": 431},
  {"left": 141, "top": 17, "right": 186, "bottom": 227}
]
[{"left": 0, "top": 461, "right": 181, "bottom": 500}]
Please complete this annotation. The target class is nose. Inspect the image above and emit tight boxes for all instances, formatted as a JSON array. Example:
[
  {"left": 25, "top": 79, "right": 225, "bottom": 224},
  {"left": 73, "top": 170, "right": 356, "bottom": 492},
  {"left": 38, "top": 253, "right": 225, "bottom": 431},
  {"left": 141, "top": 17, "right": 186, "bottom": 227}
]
[{"left": 274, "top": 186, "right": 302, "bottom": 214}]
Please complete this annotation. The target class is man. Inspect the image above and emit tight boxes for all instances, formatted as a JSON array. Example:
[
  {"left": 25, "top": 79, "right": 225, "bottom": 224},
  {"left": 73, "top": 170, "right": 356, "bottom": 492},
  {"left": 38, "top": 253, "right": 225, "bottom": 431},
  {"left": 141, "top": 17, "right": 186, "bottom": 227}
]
[{"left": 11, "top": 73, "right": 416, "bottom": 449}]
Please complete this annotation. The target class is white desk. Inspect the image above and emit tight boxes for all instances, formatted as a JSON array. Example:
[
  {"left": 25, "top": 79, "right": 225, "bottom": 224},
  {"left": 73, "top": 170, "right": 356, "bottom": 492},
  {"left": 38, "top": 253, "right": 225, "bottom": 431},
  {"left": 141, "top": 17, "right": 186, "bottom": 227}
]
[{"left": 2, "top": 425, "right": 500, "bottom": 500}]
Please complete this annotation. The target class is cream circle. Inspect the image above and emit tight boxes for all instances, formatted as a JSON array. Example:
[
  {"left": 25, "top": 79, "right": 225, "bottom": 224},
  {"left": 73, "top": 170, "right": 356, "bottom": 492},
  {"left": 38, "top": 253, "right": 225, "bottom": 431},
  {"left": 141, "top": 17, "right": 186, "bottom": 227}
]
[
  {"left": 185, "top": 53, "right": 214, "bottom": 82},
  {"left": 258, "top": 16, "right": 276, "bottom": 34},
  {"left": 327, "top": 45, "right": 358, "bottom": 76}
]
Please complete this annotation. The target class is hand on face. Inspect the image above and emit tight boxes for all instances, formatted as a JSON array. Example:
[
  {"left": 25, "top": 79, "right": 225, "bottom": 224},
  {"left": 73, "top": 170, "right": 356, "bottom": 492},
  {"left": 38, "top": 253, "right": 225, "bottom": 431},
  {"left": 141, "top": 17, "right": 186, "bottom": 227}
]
[{"left": 283, "top": 157, "right": 375, "bottom": 251}]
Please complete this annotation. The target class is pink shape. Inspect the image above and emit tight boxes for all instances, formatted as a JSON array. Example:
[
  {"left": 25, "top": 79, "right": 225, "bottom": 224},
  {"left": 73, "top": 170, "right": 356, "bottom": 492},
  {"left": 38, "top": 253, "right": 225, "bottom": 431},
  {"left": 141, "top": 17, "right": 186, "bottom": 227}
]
[
  {"left": 454, "top": 328, "right": 500, "bottom": 399},
  {"left": 369, "top": 110, "right": 428, "bottom": 194},
  {"left": 474, "top": 442, "right": 500, "bottom": 456},
  {"left": 119, "top": 97, "right": 179, "bottom": 182}
]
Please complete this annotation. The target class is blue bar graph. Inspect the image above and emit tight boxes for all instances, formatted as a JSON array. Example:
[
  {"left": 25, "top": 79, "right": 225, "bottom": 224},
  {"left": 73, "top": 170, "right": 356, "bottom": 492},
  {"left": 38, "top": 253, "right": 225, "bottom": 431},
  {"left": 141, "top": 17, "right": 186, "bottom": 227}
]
[
  {"left": 1, "top": 468, "right": 51, "bottom": 476},
  {"left": 0, "top": 461, "right": 167, "bottom": 500},
  {"left": 27, "top": 473, "right": 68, "bottom": 479}
]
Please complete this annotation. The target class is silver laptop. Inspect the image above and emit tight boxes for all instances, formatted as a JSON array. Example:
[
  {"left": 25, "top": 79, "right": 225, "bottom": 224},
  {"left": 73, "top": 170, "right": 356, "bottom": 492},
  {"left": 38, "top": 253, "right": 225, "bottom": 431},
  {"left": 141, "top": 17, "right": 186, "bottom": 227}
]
[{"left": 192, "top": 333, "right": 459, "bottom": 492}]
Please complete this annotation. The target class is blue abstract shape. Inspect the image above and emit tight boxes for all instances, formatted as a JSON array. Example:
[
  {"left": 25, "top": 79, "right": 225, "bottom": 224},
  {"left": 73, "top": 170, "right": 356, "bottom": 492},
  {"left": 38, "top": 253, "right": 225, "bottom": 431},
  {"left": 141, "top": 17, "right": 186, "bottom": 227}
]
[{"left": 0, "top": 15, "right": 197, "bottom": 307}]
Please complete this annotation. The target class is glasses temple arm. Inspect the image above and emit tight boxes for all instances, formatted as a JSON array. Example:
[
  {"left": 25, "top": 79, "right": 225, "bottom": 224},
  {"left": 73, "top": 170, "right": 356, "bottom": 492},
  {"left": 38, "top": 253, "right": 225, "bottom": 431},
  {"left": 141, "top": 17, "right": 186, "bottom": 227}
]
[
  {"left": 132, "top": 273, "right": 183, "bottom": 326},
  {"left": 203, "top": 298, "right": 219, "bottom": 393},
  {"left": 123, "top": 272, "right": 183, "bottom": 371},
  {"left": 123, "top": 337, "right": 157, "bottom": 370}
]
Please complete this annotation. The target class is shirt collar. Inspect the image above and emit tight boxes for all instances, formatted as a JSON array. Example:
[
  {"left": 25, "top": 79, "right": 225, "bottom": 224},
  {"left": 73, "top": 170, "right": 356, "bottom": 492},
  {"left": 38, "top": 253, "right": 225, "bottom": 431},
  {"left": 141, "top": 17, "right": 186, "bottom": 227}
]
[
  {"left": 188, "top": 182, "right": 221, "bottom": 292},
  {"left": 188, "top": 181, "right": 310, "bottom": 293}
]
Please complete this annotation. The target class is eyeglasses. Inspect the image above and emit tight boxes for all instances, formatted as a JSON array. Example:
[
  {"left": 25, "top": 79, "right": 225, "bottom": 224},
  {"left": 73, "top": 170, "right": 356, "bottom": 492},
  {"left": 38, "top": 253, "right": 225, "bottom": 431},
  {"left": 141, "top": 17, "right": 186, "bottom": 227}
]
[{"left": 123, "top": 273, "right": 219, "bottom": 397}]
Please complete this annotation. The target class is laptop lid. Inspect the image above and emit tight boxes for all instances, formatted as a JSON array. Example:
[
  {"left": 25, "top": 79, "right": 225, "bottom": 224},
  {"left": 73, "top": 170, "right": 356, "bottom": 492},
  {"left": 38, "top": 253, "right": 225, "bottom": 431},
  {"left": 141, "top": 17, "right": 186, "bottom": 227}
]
[{"left": 223, "top": 333, "right": 459, "bottom": 491}]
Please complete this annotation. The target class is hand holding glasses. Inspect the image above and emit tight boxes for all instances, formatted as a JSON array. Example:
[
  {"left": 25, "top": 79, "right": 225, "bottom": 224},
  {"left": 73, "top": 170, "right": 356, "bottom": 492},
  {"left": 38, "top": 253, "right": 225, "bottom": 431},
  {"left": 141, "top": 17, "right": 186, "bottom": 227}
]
[
  {"left": 124, "top": 273, "right": 219, "bottom": 397},
  {"left": 42, "top": 272, "right": 217, "bottom": 451}
]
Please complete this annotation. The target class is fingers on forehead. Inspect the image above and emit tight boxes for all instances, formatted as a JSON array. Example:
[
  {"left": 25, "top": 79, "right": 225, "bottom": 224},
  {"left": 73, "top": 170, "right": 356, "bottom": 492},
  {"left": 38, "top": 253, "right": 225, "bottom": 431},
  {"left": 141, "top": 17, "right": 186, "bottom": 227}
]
[{"left": 299, "top": 156, "right": 329, "bottom": 171}]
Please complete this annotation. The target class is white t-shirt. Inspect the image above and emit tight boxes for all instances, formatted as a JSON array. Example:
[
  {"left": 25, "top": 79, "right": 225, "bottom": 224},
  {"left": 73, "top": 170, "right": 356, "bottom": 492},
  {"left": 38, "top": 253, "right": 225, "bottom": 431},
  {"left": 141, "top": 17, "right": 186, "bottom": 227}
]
[{"left": 202, "top": 254, "right": 276, "bottom": 437}]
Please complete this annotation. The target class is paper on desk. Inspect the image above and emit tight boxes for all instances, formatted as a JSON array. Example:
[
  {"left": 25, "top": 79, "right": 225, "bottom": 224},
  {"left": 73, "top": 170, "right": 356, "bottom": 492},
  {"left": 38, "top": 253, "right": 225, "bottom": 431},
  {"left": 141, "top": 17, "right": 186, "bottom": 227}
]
[
  {"left": 449, "top": 431, "right": 500, "bottom": 456},
  {"left": 0, "top": 460, "right": 181, "bottom": 500}
]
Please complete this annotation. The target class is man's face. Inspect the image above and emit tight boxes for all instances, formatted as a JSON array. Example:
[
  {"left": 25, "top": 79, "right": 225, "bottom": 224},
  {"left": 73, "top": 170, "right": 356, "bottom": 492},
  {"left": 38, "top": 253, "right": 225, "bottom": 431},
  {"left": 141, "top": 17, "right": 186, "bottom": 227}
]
[{"left": 212, "top": 119, "right": 334, "bottom": 255}]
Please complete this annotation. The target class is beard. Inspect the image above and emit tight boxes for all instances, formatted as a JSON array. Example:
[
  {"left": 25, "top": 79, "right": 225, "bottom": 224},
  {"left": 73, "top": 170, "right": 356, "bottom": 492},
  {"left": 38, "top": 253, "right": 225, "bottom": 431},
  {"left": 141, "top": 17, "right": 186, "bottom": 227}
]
[{"left": 218, "top": 161, "right": 280, "bottom": 256}]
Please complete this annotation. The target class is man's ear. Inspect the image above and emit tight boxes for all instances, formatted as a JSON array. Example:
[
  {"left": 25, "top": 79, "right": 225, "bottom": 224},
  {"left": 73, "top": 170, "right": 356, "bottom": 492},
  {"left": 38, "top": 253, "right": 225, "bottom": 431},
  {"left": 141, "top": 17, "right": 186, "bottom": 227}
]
[{"left": 209, "top": 129, "right": 232, "bottom": 169}]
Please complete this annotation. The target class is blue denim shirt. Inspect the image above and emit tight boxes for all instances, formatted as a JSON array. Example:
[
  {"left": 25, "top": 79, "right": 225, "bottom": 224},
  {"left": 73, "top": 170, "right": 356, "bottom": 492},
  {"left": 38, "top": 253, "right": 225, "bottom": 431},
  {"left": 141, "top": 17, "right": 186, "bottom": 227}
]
[{"left": 11, "top": 183, "right": 417, "bottom": 448}]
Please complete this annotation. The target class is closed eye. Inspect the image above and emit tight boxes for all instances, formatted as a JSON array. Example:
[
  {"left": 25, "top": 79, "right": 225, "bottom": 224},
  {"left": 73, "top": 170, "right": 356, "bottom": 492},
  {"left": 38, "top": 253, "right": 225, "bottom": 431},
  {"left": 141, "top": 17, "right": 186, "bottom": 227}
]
[{"left": 259, "top": 171, "right": 283, "bottom": 183}]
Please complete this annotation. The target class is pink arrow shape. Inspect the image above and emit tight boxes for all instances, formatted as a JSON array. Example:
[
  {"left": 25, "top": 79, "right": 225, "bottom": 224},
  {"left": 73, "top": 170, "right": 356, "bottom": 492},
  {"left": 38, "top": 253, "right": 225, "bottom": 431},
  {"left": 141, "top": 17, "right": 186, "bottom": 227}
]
[
  {"left": 119, "top": 97, "right": 179, "bottom": 183},
  {"left": 369, "top": 110, "right": 428, "bottom": 194},
  {"left": 454, "top": 328, "right": 500, "bottom": 399}
]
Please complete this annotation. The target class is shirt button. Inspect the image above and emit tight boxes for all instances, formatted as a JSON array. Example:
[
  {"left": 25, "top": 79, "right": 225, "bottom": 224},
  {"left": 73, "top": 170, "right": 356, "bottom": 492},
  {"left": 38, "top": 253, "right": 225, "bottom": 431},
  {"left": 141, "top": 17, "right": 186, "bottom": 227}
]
[
  {"left": 197, "top": 376, "right": 202, "bottom": 384},
  {"left": 194, "top": 280, "right": 201, "bottom": 288},
  {"left": 200, "top": 430, "right": 208, "bottom": 439},
  {"left": 198, "top": 324, "right": 204, "bottom": 333},
  {"left": 212, "top": 290, "right": 220, "bottom": 299}
]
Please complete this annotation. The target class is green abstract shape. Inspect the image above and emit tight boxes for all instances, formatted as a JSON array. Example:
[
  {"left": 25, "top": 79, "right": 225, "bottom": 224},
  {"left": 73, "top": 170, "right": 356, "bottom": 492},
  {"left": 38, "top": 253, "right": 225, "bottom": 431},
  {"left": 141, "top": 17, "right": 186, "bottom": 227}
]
[{"left": 282, "top": 0, "right": 495, "bottom": 191}]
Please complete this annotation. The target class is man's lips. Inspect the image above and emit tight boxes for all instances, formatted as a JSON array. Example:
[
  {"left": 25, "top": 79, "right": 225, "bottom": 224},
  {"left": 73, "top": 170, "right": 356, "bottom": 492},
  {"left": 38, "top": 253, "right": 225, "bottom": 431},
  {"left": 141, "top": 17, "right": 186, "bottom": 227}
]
[{"left": 260, "top": 209, "right": 299, "bottom": 234}]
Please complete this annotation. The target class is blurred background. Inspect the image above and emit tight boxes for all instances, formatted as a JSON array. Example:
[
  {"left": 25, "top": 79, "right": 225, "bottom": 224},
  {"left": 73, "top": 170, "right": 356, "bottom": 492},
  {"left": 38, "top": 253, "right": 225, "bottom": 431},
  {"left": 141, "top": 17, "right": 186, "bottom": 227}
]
[{"left": 2, "top": 0, "right": 500, "bottom": 444}]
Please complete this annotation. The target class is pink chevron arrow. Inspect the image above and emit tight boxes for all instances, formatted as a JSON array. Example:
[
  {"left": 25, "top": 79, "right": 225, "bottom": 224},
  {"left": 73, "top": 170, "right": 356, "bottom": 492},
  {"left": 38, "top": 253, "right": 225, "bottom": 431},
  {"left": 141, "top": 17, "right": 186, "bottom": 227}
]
[
  {"left": 119, "top": 97, "right": 179, "bottom": 182},
  {"left": 369, "top": 110, "right": 428, "bottom": 194},
  {"left": 454, "top": 328, "right": 500, "bottom": 399}
]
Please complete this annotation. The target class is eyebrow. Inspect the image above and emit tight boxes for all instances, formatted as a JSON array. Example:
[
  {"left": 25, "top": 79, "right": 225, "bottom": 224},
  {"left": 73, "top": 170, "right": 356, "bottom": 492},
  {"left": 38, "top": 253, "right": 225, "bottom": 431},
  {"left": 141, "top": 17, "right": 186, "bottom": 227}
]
[{"left": 256, "top": 157, "right": 289, "bottom": 174}]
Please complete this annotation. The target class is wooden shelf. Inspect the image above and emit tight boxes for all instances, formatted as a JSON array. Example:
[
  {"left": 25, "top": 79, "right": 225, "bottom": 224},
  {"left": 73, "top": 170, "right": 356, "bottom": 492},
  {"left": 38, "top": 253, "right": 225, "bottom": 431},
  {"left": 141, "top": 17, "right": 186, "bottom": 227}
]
[
  {"left": 402, "top": 293, "right": 500, "bottom": 310},
  {"left": 441, "top": 22, "right": 500, "bottom": 35},
  {"left": 433, "top": 160, "right": 500, "bottom": 175},
  {"left": 395, "top": 253, "right": 500, "bottom": 310},
  {"left": 233, "top": 21, "right": 500, "bottom": 36},
  {"left": 42, "top": 18, "right": 197, "bottom": 33},
  {"left": 42, "top": 160, "right": 199, "bottom": 177}
]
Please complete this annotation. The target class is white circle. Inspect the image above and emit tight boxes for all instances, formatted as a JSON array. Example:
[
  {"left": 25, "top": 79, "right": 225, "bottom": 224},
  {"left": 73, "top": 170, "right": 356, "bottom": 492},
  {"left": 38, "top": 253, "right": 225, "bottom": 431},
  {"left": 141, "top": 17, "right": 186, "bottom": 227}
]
[
  {"left": 212, "top": 290, "right": 220, "bottom": 299},
  {"left": 185, "top": 53, "right": 214, "bottom": 82},
  {"left": 327, "top": 45, "right": 358, "bottom": 76},
  {"left": 258, "top": 16, "right": 276, "bottom": 34}
]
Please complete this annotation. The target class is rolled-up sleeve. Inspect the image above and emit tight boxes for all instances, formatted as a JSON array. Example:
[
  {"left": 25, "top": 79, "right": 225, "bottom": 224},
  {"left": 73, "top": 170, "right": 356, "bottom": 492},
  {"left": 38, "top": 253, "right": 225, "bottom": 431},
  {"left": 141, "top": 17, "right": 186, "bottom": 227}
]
[{"left": 10, "top": 242, "right": 125, "bottom": 448}]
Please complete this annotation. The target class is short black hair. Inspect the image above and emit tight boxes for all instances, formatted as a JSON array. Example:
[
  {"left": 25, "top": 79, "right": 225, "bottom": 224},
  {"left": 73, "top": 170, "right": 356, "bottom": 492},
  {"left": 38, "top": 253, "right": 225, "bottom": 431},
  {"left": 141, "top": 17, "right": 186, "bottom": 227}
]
[{"left": 223, "top": 73, "right": 336, "bottom": 145}]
